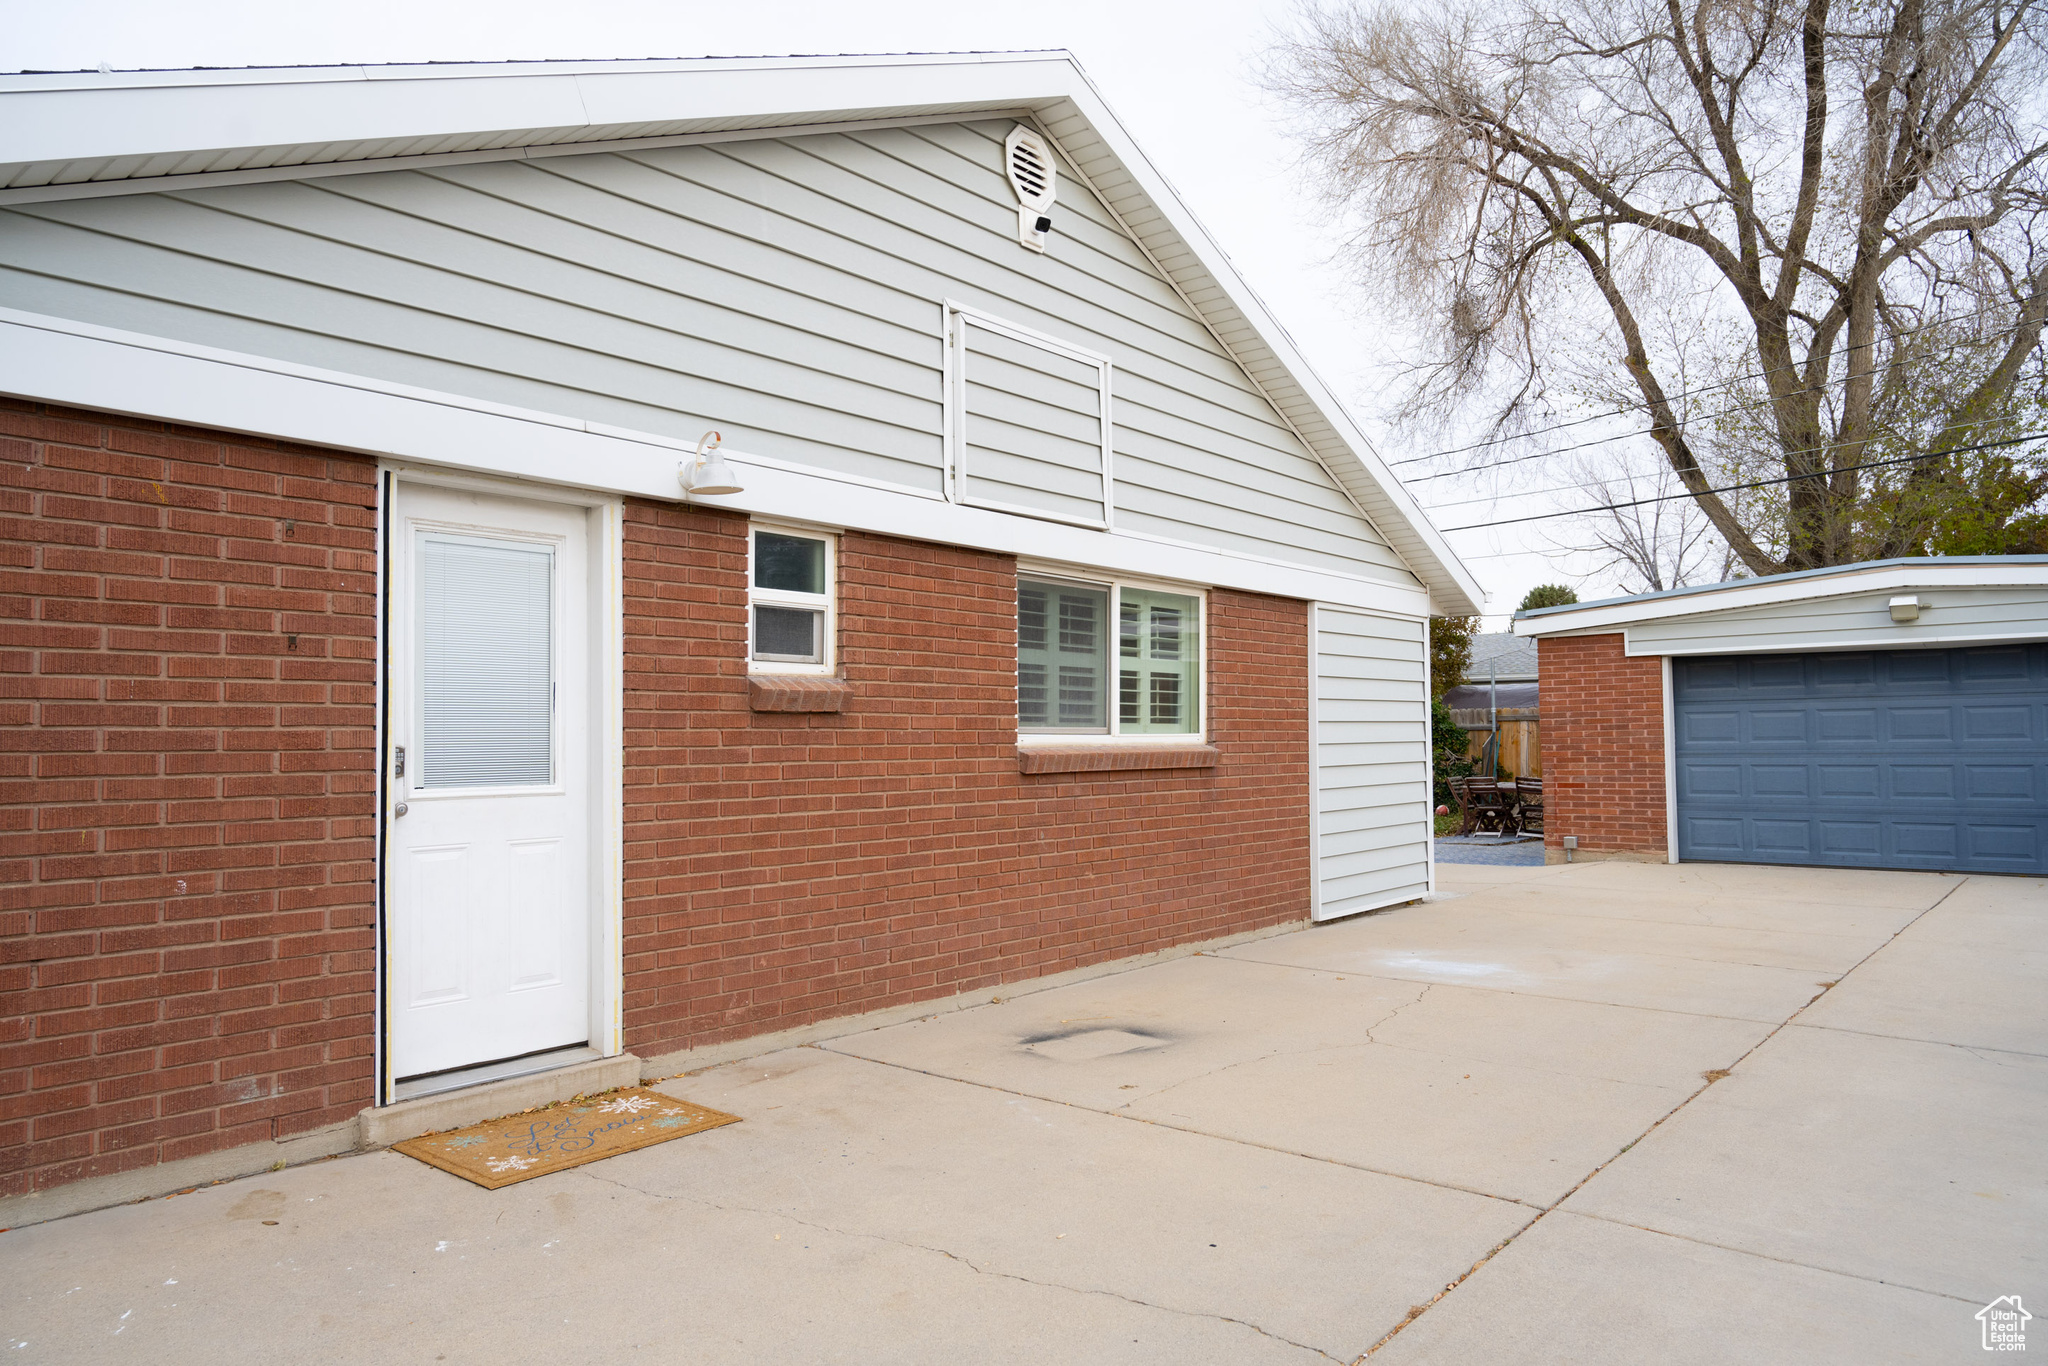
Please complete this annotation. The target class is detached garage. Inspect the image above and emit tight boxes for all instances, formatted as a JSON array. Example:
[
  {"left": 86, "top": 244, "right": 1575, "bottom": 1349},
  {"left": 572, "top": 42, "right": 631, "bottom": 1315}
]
[{"left": 1513, "top": 557, "right": 2048, "bottom": 875}]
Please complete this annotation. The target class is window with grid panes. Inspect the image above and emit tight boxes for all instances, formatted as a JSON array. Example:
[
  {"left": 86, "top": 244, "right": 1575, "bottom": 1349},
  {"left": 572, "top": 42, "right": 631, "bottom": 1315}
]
[{"left": 1018, "top": 577, "right": 1200, "bottom": 736}]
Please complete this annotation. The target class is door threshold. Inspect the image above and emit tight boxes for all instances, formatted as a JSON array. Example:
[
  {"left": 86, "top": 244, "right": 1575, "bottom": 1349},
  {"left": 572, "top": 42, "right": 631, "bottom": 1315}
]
[{"left": 393, "top": 1044, "right": 603, "bottom": 1103}]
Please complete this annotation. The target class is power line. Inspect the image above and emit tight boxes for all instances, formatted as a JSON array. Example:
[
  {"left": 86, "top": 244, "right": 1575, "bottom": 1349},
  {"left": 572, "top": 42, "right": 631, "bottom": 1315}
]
[
  {"left": 1421, "top": 409, "right": 2048, "bottom": 510},
  {"left": 1390, "top": 302, "right": 2031, "bottom": 470},
  {"left": 1433, "top": 431, "right": 2048, "bottom": 533},
  {"left": 1401, "top": 314, "right": 2036, "bottom": 488}
]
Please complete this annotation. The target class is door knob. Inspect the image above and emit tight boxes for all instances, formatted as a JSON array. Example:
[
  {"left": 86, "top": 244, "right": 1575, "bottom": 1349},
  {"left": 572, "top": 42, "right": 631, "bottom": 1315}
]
[{"left": 394, "top": 802, "right": 409, "bottom": 818}]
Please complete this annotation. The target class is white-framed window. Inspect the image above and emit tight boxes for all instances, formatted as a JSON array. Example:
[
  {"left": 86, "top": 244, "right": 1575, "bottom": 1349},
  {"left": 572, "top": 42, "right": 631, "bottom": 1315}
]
[
  {"left": 748, "top": 523, "right": 836, "bottom": 676},
  {"left": 944, "top": 301, "right": 1113, "bottom": 530},
  {"left": 1017, "top": 571, "right": 1205, "bottom": 740}
]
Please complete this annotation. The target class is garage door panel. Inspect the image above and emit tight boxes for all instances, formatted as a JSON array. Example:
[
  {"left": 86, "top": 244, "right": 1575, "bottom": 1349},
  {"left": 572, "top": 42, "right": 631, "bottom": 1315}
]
[
  {"left": 1963, "top": 647, "right": 2030, "bottom": 680},
  {"left": 1889, "top": 765, "right": 1954, "bottom": 799},
  {"left": 1965, "top": 765, "right": 2036, "bottom": 800},
  {"left": 1681, "top": 762, "right": 1743, "bottom": 797},
  {"left": 1816, "top": 707, "right": 1878, "bottom": 741},
  {"left": 1682, "top": 710, "right": 1742, "bottom": 743},
  {"left": 1815, "top": 654, "right": 1875, "bottom": 686},
  {"left": 1683, "top": 816, "right": 1746, "bottom": 853},
  {"left": 1750, "top": 709, "right": 1808, "bottom": 742},
  {"left": 1888, "top": 707, "right": 1953, "bottom": 740},
  {"left": 1814, "top": 821, "right": 1879, "bottom": 857},
  {"left": 1674, "top": 645, "right": 2048, "bottom": 873},
  {"left": 1752, "top": 764, "right": 1810, "bottom": 798},
  {"left": 1819, "top": 764, "right": 1882, "bottom": 798},
  {"left": 1963, "top": 705, "right": 2032, "bottom": 741}
]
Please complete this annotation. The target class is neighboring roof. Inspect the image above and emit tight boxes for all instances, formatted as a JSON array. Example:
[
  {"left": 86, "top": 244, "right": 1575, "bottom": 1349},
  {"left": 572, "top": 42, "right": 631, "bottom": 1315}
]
[
  {"left": 1512, "top": 556, "right": 2048, "bottom": 636},
  {"left": 0, "top": 53, "right": 1483, "bottom": 614},
  {"left": 1442, "top": 681, "right": 1538, "bottom": 715},
  {"left": 1468, "top": 632, "right": 1538, "bottom": 680}
]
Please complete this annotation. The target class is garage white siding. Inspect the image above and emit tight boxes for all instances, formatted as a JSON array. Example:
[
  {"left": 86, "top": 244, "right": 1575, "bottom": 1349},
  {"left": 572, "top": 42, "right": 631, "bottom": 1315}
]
[
  {"left": 1628, "top": 585, "right": 2048, "bottom": 656},
  {"left": 1311, "top": 604, "right": 1432, "bottom": 920}
]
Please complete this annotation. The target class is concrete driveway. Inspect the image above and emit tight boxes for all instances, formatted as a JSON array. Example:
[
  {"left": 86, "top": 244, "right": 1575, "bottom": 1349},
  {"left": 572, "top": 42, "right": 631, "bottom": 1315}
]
[{"left": 6, "top": 861, "right": 2042, "bottom": 1363}]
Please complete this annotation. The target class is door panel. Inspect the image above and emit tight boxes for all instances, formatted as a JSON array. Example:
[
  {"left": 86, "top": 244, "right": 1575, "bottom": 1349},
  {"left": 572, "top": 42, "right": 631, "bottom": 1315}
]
[
  {"left": 387, "top": 482, "right": 592, "bottom": 1080},
  {"left": 1673, "top": 645, "right": 2048, "bottom": 873}
]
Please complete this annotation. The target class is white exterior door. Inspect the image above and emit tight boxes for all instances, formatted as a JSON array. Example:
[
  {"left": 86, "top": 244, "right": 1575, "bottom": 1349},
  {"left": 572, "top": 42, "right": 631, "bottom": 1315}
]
[{"left": 387, "top": 482, "right": 592, "bottom": 1080}]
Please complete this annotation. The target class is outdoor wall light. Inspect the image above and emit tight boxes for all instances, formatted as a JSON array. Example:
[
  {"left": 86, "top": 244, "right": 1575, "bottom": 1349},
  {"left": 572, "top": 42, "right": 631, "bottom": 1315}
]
[
  {"left": 680, "top": 430, "right": 744, "bottom": 497},
  {"left": 1889, "top": 595, "right": 1922, "bottom": 623}
]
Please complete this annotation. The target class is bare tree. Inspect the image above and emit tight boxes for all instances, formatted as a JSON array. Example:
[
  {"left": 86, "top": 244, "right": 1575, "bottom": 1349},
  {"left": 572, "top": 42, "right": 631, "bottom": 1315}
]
[
  {"left": 1544, "top": 453, "right": 1746, "bottom": 591},
  {"left": 1268, "top": 0, "right": 2048, "bottom": 572}
]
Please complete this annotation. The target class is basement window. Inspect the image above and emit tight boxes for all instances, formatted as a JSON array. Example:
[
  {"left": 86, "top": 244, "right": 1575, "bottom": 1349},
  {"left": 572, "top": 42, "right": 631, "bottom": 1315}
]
[
  {"left": 1017, "top": 573, "right": 1204, "bottom": 739},
  {"left": 749, "top": 524, "right": 836, "bottom": 676}
]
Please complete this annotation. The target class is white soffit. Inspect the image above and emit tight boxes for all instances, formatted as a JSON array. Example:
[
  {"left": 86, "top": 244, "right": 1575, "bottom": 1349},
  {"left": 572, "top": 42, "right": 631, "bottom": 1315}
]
[
  {"left": 1511, "top": 558, "right": 2048, "bottom": 637},
  {"left": 0, "top": 51, "right": 1483, "bottom": 615}
]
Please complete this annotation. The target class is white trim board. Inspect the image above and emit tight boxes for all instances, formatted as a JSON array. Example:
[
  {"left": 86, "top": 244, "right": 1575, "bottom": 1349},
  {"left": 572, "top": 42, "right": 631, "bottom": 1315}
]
[
  {"left": 1513, "top": 562, "right": 2048, "bottom": 638},
  {"left": 0, "top": 52, "right": 1484, "bottom": 616},
  {"left": 375, "top": 465, "right": 627, "bottom": 1105},
  {"left": 0, "top": 308, "right": 1432, "bottom": 616}
]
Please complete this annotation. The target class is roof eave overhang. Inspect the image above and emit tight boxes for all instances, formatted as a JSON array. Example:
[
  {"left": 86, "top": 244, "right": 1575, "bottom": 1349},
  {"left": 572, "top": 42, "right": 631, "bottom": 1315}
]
[
  {"left": 0, "top": 52, "right": 1483, "bottom": 615},
  {"left": 1512, "top": 558, "right": 2048, "bottom": 637}
]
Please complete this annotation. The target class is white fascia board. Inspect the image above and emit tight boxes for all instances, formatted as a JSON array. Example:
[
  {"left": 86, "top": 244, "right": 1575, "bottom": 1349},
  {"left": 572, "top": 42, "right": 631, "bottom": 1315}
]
[
  {"left": 0, "top": 308, "right": 1428, "bottom": 617},
  {"left": 1513, "top": 561, "right": 2048, "bottom": 638},
  {"left": 0, "top": 53, "right": 1077, "bottom": 170},
  {"left": 0, "top": 52, "right": 1482, "bottom": 619},
  {"left": 1039, "top": 73, "right": 1485, "bottom": 618}
]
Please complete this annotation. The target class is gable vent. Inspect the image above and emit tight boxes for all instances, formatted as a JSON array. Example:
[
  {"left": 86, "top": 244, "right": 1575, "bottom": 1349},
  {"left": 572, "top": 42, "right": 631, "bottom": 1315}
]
[{"left": 1004, "top": 124, "right": 1057, "bottom": 253}]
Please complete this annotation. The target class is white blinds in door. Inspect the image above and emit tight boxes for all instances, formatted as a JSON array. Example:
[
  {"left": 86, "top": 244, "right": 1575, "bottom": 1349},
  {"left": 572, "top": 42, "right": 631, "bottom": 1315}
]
[{"left": 420, "top": 536, "right": 555, "bottom": 788}]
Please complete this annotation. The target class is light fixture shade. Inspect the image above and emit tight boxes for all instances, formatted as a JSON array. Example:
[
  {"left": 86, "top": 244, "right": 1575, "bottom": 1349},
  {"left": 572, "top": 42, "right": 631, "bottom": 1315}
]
[
  {"left": 686, "top": 450, "right": 744, "bottom": 496},
  {"left": 1889, "top": 595, "right": 1921, "bottom": 623}
]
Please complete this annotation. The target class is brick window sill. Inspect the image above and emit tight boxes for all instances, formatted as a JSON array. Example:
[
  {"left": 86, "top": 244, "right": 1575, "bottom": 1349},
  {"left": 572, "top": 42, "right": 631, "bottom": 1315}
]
[
  {"left": 1017, "top": 744, "right": 1221, "bottom": 774},
  {"left": 748, "top": 676, "right": 851, "bottom": 713}
]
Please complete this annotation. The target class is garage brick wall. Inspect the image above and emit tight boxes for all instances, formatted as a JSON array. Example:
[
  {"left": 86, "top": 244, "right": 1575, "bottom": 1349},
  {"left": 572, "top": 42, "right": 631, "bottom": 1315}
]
[
  {"left": 619, "top": 505, "right": 1312, "bottom": 1060},
  {"left": 1535, "top": 633, "right": 1668, "bottom": 858},
  {"left": 0, "top": 402, "right": 379, "bottom": 1201}
]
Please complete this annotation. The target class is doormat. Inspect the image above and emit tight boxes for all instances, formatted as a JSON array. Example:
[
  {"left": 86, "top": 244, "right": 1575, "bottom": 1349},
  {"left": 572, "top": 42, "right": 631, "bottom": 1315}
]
[{"left": 392, "top": 1087, "right": 741, "bottom": 1190}]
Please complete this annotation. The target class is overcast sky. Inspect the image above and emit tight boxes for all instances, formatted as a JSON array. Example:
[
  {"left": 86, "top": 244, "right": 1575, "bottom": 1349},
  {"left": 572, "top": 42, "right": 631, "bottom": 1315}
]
[{"left": 3, "top": 0, "right": 1651, "bottom": 625}]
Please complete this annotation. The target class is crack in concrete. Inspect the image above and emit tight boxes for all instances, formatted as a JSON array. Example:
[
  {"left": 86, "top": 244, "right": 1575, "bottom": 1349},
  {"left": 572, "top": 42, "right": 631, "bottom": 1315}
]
[
  {"left": 1358, "top": 876, "right": 1976, "bottom": 1357},
  {"left": 814, "top": 1044, "right": 1539, "bottom": 1210},
  {"left": 1115, "top": 985, "right": 1435, "bottom": 1114},
  {"left": 575, "top": 1168, "right": 1344, "bottom": 1362},
  {"left": 1554, "top": 1210, "right": 1984, "bottom": 1306}
]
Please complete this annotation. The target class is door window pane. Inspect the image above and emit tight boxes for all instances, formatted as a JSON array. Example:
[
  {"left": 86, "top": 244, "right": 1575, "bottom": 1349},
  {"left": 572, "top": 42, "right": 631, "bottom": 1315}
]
[
  {"left": 1019, "top": 579, "right": 1108, "bottom": 731},
  {"left": 754, "top": 532, "right": 826, "bottom": 593},
  {"left": 420, "top": 536, "right": 554, "bottom": 787},
  {"left": 754, "top": 604, "right": 822, "bottom": 661}
]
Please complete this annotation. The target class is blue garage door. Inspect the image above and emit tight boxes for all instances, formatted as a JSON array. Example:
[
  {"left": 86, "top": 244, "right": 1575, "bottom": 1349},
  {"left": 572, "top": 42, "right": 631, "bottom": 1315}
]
[{"left": 1674, "top": 645, "right": 2048, "bottom": 873}]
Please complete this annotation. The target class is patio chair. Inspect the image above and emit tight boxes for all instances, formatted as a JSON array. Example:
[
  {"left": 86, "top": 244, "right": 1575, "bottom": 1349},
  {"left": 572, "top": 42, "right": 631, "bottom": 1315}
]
[
  {"left": 1458, "top": 777, "right": 1514, "bottom": 837},
  {"left": 1512, "top": 778, "right": 1543, "bottom": 836}
]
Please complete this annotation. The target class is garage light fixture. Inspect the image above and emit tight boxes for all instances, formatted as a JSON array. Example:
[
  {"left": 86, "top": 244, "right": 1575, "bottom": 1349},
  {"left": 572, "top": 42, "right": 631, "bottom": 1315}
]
[
  {"left": 1889, "top": 595, "right": 1921, "bottom": 623},
  {"left": 681, "top": 430, "right": 744, "bottom": 497}
]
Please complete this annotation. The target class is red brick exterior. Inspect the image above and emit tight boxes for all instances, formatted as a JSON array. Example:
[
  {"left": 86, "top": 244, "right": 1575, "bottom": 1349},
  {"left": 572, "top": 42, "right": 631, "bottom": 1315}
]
[
  {"left": 0, "top": 402, "right": 379, "bottom": 1201},
  {"left": 619, "top": 505, "right": 1311, "bottom": 1060},
  {"left": 2, "top": 406, "right": 1315, "bottom": 1200},
  {"left": 1536, "top": 633, "right": 1668, "bottom": 856}
]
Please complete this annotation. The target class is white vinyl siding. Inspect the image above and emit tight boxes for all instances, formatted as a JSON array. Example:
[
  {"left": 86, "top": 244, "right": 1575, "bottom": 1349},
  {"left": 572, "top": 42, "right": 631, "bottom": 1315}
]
[
  {"left": 0, "top": 119, "right": 1415, "bottom": 586},
  {"left": 948, "top": 306, "right": 1111, "bottom": 528},
  {"left": 1312, "top": 605, "right": 1430, "bottom": 920},
  {"left": 1620, "top": 585, "right": 2048, "bottom": 656}
]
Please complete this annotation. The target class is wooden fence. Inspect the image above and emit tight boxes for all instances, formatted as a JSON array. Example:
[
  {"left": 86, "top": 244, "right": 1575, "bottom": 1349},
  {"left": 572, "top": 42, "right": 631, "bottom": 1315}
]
[{"left": 1449, "top": 706, "right": 1542, "bottom": 779}]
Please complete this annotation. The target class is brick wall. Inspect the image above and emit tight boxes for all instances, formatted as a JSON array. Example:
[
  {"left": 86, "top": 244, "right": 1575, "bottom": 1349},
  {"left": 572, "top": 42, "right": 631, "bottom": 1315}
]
[
  {"left": 1536, "top": 633, "right": 1667, "bottom": 856},
  {"left": 0, "top": 402, "right": 378, "bottom": 1200},
  {"left": 620, "top": 505, "right": 1311, "bottom": 1057}
]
